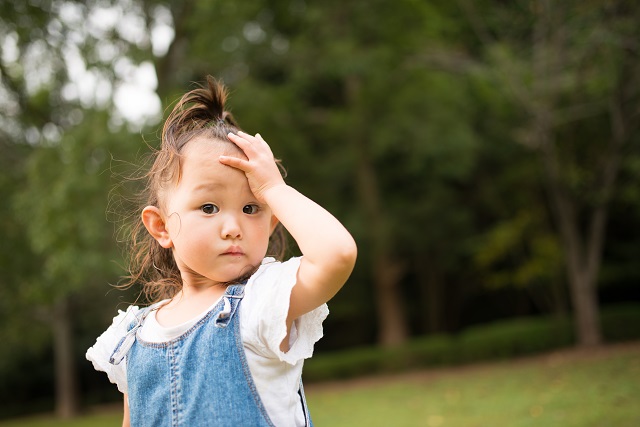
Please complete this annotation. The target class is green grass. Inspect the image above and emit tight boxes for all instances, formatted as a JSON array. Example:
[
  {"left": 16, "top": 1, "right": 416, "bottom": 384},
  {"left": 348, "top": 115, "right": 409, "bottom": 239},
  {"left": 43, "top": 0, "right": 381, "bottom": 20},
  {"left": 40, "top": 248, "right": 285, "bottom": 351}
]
[
  {"left": 307, "top": 342, "right": 640, "bottom": 427},
  {"left": 0, "top": 411, "right": 121, "bottom": 427},
  {"left": 2, "top": 343, "right": 639, "bottom": 427}
]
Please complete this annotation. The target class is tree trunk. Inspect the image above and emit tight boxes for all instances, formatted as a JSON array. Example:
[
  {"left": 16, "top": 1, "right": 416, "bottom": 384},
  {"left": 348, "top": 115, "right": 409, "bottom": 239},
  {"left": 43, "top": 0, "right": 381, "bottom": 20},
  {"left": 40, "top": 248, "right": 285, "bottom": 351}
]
[
  {"left": 347, "top": 76, "right": 409, "bottom": 347},
  {"left": 53, "top": 297, "right": 79, "bottom": 419},
  {"left": 567, "top": 272, "right": 601, "bottom": 346},
  {"left": 152, "top": 1, "right": 194, "bottom": 101},
  {"left": 539, "top": 133, "right": 604, "bottom": 347},
  {"left": 416, "top": 257, "right": 444, "bottom": 334},
  {"left": 354, "top": 144, "right": 409, "bottom": 346},
  {"left": 539, "top": 90, "right": 627, "bottom": 347},
  {"left": 530, "top": 0, "right": 621, "bottom": 347},
  {"left": 373, "top": 254, "right": 409, "bottom": 346}
]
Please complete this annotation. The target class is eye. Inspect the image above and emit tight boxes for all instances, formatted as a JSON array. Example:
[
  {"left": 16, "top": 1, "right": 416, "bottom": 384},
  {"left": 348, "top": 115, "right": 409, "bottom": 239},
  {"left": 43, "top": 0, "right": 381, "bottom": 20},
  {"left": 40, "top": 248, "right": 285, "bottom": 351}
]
[
  {"left": 243, "top": 204, "right": 259, "bottom": 215},
  {"left": 201, "top": 204, "right": 219, "bottom": 214}
]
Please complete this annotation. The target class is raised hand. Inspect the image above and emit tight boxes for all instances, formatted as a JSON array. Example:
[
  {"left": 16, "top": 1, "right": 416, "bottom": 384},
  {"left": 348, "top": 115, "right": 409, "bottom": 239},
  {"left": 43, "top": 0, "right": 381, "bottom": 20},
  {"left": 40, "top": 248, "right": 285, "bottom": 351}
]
[
  {"left": 220, "top": 131, "right": 286, "bottom": 203},
  {"left": 224, "top": 130, "right": 357, "bottom": 325}
]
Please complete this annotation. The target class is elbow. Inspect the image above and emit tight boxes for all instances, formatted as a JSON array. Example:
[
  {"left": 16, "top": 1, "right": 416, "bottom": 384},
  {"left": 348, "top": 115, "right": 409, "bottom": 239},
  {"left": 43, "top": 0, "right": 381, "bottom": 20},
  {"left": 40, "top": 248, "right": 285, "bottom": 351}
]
[{"left": 335, "top": 234, "right": 358, "bottom": 274}]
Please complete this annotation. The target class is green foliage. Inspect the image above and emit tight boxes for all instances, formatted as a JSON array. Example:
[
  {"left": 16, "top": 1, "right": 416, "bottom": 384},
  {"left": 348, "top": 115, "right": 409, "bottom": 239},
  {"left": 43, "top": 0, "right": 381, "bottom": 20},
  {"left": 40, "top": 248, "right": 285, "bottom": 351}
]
[
  {"left": 304, "top": 304, "right": 640, "bottom": 382},
  {"left": 0, "top": 110, "right": 142, "bottom": 418},
  {"left": 0, "top": 141, "right": 53, "bottom": 413},
  {"left": 600, "top": 304, "right": 640, "bottom": 342},
  {"left": 474, "top": 209, "right": 563, "bottom": 289},
  {"left": 144, "top": 0, "right": 640, "bottom": 340},
  {"left": 454, "top": 316, "right": 573, "bottom": 362},
  {"left": 1, "top": 0, "right": 640, "bottom": 416},
  {"left": 12, "top": 112, "right": 133, "bottom": 302}
]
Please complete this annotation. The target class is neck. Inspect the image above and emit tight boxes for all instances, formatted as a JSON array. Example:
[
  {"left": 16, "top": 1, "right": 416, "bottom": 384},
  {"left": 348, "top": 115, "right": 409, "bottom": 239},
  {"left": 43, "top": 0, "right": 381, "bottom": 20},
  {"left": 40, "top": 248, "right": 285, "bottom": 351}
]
[{"left": 156, "top": 284, "right": 227, "bottom": 327}]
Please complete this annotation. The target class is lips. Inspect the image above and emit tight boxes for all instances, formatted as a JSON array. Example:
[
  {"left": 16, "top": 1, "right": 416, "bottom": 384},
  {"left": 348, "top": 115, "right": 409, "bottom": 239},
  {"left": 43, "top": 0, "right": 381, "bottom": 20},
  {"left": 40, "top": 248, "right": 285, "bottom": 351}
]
[{"left": 222, "top": 246, "right": 244, "bottom": 256}]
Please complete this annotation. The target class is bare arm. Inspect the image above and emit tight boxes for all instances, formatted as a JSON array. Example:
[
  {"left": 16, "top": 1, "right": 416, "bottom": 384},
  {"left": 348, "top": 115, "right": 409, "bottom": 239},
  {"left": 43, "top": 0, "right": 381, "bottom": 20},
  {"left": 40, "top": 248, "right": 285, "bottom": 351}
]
[
  {"left": 123, "top": 394, "right": 130, "bottom": 427},
  {"left": 262, "top": 184, "right": 357, "bottom": 319},
  {"left": 222, "top": 132, "right": 357, "bottom": 321}
]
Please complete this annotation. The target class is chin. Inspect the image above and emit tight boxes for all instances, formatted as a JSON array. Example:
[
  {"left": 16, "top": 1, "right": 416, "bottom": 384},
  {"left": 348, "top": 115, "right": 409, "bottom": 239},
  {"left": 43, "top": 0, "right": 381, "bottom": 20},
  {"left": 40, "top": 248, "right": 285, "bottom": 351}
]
[{"left": 218, "top": 264, "right": 260, "bottom": 285}]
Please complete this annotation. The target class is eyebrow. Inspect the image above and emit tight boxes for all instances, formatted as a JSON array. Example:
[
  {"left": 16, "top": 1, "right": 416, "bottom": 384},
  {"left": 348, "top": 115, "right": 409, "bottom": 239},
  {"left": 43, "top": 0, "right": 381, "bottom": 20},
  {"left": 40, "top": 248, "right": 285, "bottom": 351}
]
[{"left": 192, "top": 182, "right": 226, "bottom": 193}]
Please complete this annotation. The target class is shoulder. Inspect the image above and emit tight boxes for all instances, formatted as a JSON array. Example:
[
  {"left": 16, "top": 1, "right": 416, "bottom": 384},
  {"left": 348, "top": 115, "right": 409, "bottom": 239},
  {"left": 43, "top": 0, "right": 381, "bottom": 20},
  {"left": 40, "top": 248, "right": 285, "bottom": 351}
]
[
  {"left": 99, "top": 305, "right": 143, "bottom": 342},
  {"left": 248, "top": 257, "right": 302, "bottom": 287},
  {"left": 243, "top": 257, "right": 301, "bottom": 309},
  {"left": 85, "top": 305, "right": 142, "bottom": 394},
  {"left": 241, "top": 257, "right": 329, "bottom": 364}
]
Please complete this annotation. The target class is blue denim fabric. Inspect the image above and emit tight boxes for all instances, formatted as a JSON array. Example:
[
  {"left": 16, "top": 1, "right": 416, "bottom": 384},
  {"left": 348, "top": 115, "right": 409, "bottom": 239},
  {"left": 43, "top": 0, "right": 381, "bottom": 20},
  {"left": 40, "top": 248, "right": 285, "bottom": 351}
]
[{"left": 117, "top": 285, "right": 312, "bottom": 427}]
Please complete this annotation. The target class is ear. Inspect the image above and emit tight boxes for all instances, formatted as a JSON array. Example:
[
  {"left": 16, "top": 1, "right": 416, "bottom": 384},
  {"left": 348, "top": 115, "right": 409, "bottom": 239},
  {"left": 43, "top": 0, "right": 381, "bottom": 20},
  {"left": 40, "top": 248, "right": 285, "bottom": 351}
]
[
  {"left": 269, "top": 215, "right": 280, "bottom": 235},
  {"left": 142, "top": 206, "right": 173, "bottom": 248}
]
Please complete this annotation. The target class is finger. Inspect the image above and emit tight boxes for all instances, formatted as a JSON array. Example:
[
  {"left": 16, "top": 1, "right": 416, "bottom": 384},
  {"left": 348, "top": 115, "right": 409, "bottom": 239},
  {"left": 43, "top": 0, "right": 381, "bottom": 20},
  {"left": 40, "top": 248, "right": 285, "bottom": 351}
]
[
  {"left": 239, "top": 131, "right": 270, "bottom": 151},
  {"left": 227, "top": 132, "right": 251, "bottom": 145},
  {"left": 236, "top": 131, "right": 261, "bottom": 144},
  {"left": 219, "top": 154, "right": 250, "bottom": 171},
  {"left": 227, "top": 132, "right": 256, "bottom": 155},
  {"left": 253, "top": 133, "right": 274, "bottom": 154}
]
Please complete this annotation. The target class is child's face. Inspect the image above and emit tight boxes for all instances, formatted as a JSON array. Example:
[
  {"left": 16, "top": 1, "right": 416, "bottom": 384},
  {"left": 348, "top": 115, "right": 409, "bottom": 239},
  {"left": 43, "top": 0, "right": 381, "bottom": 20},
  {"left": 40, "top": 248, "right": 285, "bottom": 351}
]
[{"left": 161, "top": 137, "right": 277, "bottom": 286}]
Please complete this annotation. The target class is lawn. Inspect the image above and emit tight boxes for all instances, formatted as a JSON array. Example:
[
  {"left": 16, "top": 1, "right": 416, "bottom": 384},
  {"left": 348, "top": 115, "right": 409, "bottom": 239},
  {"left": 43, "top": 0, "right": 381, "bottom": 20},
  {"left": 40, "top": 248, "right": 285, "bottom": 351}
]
[{"left": 2, "top": 342, "right": 639, "bottom": 427}]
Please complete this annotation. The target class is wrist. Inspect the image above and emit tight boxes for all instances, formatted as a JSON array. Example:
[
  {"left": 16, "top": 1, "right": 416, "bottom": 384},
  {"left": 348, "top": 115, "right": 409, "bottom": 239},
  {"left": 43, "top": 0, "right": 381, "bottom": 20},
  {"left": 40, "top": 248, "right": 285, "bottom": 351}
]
[{"left": 260, "top": 182, "right": 289, "bottom": 202}]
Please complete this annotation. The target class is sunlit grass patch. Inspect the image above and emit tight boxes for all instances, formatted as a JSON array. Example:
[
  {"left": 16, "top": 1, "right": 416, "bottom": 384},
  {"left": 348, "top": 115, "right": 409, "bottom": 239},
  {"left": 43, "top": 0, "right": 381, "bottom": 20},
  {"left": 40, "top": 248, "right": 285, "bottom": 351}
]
[{"left": 307, "top": 342, "right": 640, "bottom": 427}]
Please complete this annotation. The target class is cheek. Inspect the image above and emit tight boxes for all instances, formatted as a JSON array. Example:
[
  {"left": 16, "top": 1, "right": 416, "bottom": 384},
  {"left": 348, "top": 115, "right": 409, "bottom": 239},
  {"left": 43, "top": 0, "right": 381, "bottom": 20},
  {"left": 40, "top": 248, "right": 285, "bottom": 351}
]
[
  {"left": 165, "top": 212, "right": 183, "bottom": 238},
  {"left": 254, "top": 222, "right": 274, "bottom": 247}
]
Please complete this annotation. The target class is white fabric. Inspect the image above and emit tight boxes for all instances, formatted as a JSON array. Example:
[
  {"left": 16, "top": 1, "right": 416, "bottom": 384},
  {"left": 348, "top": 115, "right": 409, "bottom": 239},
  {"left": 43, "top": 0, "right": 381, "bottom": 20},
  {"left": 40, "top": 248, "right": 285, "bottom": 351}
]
[{"left": 86, "top": 256, "right": 328, "bottom": 427}]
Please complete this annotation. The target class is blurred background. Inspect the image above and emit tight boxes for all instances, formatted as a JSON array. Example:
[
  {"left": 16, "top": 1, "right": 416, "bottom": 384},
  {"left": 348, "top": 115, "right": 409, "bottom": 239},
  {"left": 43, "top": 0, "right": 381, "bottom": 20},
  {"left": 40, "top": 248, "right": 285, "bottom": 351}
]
[{"left": 1, "top": 0, "right": 639, "bottom": 423}]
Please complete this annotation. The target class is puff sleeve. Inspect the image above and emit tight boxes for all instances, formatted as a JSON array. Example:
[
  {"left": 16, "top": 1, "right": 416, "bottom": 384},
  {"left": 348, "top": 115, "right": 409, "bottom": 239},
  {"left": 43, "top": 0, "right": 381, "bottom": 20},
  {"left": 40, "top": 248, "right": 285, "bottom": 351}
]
[{"left": 85, "top": 305, "right": 140, "bottom": 394}]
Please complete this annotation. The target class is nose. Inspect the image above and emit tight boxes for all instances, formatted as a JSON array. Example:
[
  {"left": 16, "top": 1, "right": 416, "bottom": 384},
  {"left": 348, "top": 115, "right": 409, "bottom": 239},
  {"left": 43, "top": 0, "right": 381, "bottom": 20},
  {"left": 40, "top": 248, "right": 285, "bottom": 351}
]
[{"left": 220, "top": 213, "right": 242, "bottom": 240}]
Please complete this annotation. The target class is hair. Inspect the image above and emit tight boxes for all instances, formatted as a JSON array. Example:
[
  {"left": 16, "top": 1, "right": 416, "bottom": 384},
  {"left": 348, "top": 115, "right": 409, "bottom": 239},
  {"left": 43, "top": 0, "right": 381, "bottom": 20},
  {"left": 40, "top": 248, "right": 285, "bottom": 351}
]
[{"left": 122, "top": 76, "right": 287, "bottom": 304}]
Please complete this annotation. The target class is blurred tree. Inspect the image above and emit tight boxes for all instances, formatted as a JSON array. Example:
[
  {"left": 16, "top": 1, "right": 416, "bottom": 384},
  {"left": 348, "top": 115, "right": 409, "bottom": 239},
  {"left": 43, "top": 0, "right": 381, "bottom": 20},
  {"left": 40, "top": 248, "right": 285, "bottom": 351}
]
[
  {"left": 156, "top": 0, "right": 485, "bottom": 347},
  {"left": 459, "top": 0, "right": 640, "bottom": 346},
  {"left": 13, "top": 112, "right": 137, "bottom": 417},
  {"left": 473, "top": 208, "right": 566, "bottom": 314},
  {"left": 0, "top": 0, "right": 161, "bottom": 417},
  {"left": 2, "top": 0, "right": 640, "bottom": 417},
  {"left": 0, "top": 139, "right": 52, "bottom": 412}
]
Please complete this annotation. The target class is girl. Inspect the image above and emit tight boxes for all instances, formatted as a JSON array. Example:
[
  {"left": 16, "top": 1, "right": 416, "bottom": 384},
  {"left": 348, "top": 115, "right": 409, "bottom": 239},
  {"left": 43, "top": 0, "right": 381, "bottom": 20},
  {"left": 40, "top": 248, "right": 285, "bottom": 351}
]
[{"left": 86, "top": 76, "right": 357, "bottom": 427}]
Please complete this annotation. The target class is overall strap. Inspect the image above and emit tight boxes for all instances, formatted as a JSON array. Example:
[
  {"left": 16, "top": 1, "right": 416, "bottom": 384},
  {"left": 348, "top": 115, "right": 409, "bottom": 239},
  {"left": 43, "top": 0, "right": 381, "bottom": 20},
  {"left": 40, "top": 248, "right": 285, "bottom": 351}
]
[
  {"left": 298, "top": 379, "right": 314, "bottom": 427},
  {"left": 108, "top": 303, "right": 160, "bottom": 365},
  {"left": 214, "top": 284, "right": 245, "bottom": 328},
  {"left": 109, "top": 285, "right": 246, "bottom": 364}
]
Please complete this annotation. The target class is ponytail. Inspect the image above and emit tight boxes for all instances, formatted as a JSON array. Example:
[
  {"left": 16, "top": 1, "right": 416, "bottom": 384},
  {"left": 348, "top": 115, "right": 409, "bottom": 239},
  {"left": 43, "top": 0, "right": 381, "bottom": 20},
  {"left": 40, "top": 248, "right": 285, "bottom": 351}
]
[{"left": 162, "top": 76, "right": 240, "bottom": 147}]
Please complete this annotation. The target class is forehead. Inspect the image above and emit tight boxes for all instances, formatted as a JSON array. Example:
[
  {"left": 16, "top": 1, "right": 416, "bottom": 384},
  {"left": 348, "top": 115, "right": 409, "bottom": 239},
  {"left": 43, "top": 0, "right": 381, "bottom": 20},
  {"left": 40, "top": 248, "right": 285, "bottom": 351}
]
[
  {"left": 156, "top": 137, "right": 248, "bottom": 209},
  {"left": 177, "top": 137, "right": 248, "bottom": 189},
  {"left": 180, "top": 136, "right": 245, "bottom": 174},
  {"left": 184, "top": 136, "right": 244, "bottom": 158}
]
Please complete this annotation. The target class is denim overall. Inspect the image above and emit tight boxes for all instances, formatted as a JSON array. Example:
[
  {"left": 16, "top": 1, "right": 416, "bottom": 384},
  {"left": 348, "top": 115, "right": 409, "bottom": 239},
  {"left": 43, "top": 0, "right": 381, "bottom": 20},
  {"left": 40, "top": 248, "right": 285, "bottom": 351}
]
[{"left": 109, "top": 285, "right": 313, "bottom": 427}]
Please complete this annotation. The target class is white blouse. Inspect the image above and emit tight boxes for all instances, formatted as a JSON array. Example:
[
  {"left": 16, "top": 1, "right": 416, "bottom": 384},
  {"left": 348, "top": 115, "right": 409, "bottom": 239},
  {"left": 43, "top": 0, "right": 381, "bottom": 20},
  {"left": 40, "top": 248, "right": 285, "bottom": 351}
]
[{"left": 86, "top": 257, "right": 328, "bottom": 427}]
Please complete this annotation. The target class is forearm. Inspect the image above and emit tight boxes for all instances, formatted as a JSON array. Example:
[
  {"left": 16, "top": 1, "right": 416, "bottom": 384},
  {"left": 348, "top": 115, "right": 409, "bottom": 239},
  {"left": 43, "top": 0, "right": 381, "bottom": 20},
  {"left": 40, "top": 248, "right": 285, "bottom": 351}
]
[{"left": 264, "top": 184, "right": 357, "bottom": 294}]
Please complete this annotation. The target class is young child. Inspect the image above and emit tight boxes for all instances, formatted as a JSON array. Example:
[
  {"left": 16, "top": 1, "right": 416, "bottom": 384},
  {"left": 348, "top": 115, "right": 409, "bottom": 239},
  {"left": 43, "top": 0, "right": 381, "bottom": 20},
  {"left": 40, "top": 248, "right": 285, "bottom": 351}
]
[{"left": 86, "top": 76, "right": 357, "bottom": 427}]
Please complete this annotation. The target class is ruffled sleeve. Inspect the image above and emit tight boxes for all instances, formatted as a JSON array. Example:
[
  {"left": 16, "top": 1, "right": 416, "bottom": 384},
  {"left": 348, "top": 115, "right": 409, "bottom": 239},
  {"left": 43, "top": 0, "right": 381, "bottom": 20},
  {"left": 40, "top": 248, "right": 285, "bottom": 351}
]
[
  {"left": 86, "top": 305, "right": 140, "bottom": 394},
  {"left": 241, "top": 257, "right": 329, "bottom": 365}
]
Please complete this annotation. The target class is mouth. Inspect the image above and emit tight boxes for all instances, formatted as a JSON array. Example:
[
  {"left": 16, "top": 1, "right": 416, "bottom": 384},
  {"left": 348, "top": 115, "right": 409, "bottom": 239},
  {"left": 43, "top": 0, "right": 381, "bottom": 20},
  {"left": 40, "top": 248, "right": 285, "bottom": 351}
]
[{"left": 222, "top": 246, "right": 244, "bottom": 256}]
